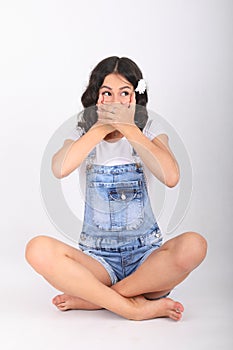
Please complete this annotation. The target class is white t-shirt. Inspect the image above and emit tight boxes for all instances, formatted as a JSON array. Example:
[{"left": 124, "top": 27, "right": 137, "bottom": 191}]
[
  {"left": 66, "top": 118, "right": 167, "bottom": 196},
  {"left": 67, "top": 118, "right": 167, "bottom": 165}
]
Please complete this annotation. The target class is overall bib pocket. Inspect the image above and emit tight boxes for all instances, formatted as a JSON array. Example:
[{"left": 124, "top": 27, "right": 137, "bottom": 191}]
[{"left": 88, "top": 180, "right": 144, "bottom": 231}]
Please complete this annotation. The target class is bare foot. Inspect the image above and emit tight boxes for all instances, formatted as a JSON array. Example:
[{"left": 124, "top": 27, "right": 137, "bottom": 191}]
[
  {"left": 52, "top": 294, "right": 184, "bottom": 321},
  {"left": 52, "top": 294, "right": 102, "bottom": 311},
  {"left": 131, "top": 295, "right": 184, "bottom": 321}
]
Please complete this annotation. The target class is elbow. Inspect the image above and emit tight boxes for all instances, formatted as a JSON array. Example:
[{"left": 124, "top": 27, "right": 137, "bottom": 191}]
[
  {"left": 165, "top": 165, "right": 180, "bottom": 188},
  {"left": 165, "top": 174, "right": 180, "bottom": 188},
  {"left": 51, "top": 156, "right": 66, "bottom": 179},
  {"left": 52, "top": 165, "right": 64, "bottom": 179},
  {"left": 51, "top": 157, "right": 77, "bottom": 179},
  {"left": 53, "top": 171, "right": 64, "bottom": 179}
]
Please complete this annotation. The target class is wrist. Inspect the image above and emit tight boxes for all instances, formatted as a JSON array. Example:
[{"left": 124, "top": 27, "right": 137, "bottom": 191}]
[
  {"left": 116, "top": 123, "right": 139, "bottom": 138},
  {"left": 90, "top": 122, "right": 115, "bottom": 139}
]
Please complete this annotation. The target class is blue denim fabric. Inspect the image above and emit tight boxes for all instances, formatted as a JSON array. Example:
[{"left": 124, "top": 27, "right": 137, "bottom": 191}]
[
  {"left": 79, "top": 148, "right": 164, "bottom": 285},
  {"left": 80, "top": 228, "right": 163, "bottom": 284}
]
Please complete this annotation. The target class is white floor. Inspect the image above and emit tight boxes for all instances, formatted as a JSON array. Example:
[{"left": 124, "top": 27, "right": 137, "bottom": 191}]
[{"left": 1, "top": 253, "right": 232, "bottom": 350}]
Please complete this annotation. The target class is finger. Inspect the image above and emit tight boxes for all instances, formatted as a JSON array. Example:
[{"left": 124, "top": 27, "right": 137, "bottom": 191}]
[
  {"left": 96, "top": 93, "right": 103, "bottom": 105},
  {"left": 98, "top": 105, "right": 114, "bottom": 114},
  {"left": 130, "top": 92, "right": 136, "bottom": 105},
  {"left": 98, "top": 114, "right": 115, "bottom": 122},
  {"left": 100, "top": 103, "right": 120, "bottom": 114},
  {"left": 98, "top": 106, "right": 117, "bottom": 122},
  {"left": 97, "top": 103, "right": 114, "bottom": 117}
]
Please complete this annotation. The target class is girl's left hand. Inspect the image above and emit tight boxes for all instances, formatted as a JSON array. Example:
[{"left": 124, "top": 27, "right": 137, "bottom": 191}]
[{"left": 97, "top": 93, "right": 136, "bottom": 128}]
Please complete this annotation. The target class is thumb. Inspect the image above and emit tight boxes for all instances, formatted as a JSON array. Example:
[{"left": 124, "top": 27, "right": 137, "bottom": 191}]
[{"left": 97, "top": 94, "right": 103, "bottom": 105}]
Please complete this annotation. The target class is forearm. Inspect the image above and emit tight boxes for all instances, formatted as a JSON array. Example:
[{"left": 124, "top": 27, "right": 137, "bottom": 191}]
[
  {"left": 52, "top": 124, "right": 110, "bottom": 178},
  {"left": 117, "top": 124, "right": 179, "bottom": 187}
]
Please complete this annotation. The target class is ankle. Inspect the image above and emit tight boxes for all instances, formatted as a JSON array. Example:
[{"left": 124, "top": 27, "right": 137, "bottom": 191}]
[{"left": 125, "top": 296, "right": 146, "bottom": 321}]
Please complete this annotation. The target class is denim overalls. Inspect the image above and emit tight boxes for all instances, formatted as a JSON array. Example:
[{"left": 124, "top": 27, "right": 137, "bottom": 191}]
[{"left": 79, "top": 147, "right": 163, "bottom": 285}]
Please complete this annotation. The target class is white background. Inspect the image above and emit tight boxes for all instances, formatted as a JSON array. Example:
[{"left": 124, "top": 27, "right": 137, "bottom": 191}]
[{"left": 0, "top": 0, "right": 232, "bottom": 349}]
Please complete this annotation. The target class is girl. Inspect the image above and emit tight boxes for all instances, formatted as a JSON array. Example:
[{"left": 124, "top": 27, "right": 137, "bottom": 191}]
[{"left": 25, "top": 56, "right": 207, "bottom": 321}]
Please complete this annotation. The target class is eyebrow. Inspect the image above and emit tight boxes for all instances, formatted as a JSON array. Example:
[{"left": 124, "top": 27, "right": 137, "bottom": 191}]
[{"left": 100, "top": 85, "right": 132, "bottom": 90}]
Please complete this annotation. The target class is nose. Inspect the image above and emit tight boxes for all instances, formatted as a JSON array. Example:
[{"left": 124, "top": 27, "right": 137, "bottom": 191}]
[{"left": 112, "top": 93, "right": 120, "bottom": 103}]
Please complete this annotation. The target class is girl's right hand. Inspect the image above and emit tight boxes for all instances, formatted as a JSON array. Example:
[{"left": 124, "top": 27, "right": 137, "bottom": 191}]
[{"left": 94, "top": 95, "right": 116, "bottom": 134}]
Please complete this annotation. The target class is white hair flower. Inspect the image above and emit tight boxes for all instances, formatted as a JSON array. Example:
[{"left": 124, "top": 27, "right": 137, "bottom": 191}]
[{"left": 135, "top": 78, "right": 147, "bottom": 94}]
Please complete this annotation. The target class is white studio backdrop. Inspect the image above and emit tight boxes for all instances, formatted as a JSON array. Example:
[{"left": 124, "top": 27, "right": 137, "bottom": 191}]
[{"left": 0, "top": 0, "right": 232, "bottom": 307}]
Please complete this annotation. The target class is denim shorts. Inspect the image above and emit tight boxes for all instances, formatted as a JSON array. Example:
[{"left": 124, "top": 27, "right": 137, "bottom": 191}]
[{"left": 79, "top": 233, "right": 163, "bottom": 285}]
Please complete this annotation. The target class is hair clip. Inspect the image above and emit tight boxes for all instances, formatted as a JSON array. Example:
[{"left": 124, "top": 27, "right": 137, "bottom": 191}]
[{"left": 135, "top": 78, "right": 147, "bottom": 94}]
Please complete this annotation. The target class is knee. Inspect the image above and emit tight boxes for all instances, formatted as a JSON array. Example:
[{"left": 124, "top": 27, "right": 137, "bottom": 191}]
[
  {"left": 25, "top": 235, "right": 54, "bottom": 273},
  {"left": 175, "top": 232, "right": 208, "bottom": 272}
]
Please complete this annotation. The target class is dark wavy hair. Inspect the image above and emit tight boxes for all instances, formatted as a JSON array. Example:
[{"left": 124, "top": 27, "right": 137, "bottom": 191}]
[{"left": 76, "top": 56, "right": 149, "bottom": 132}]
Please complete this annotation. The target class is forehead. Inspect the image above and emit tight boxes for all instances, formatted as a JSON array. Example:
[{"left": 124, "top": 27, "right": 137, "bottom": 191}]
[{"left": 102, "top": 73, "right": 132, "bottom": 87}]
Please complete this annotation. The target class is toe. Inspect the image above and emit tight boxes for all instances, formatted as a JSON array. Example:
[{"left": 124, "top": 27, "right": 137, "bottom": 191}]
[
  {"left": 52, "top": 294, "right": 65, "bottom": 306},
  {"left": 57, "top": 303, "right": 70, "bottom": 311},
  {"left": 170, "top": 310, "right": 182, "bottom": 321},
  {"left": 174, "top": 301, "right": 184, "bottom": 313},
  {"left": 52, "top": 296, "right": 59, "bottom": 305}
]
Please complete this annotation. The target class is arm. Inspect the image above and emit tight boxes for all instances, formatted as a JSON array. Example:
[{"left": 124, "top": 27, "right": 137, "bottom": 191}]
[
  {"left": 51, "top": 123, "right": 114, "bottom": 179},
  {"left": 97, "top": 95, "right": 179, "bottom": 187},
  {"left": 116, "top": 123, "right": 180, "bottom": 188}
]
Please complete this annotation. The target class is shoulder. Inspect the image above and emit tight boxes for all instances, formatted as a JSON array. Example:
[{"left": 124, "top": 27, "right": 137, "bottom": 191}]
[
  {"left": 143, "top": 117, "right": 168, "bottom": 140},
  {"left": 66, "top": 126, "right": 85, "bottom": 141}
]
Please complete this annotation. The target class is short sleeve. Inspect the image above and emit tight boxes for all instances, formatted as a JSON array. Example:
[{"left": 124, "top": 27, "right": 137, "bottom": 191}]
[
  {"left": 66, "top": 126, "right": 85, "bottom": 141},
  {"left": 143, "top": 119, "right": 167, "bottom": 140}
]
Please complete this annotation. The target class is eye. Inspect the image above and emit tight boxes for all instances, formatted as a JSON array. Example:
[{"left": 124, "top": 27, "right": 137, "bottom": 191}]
[
  {"left": 102, "top": 91, "right": 112, "bottom": 96},
  {"left": 121, "top": 91, "right": 129, "bottom": 97}
]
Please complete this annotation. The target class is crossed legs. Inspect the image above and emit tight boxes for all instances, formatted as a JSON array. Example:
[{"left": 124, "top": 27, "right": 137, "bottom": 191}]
[{"left": 25, "top": 232, "right": 207, "bottom": 321}]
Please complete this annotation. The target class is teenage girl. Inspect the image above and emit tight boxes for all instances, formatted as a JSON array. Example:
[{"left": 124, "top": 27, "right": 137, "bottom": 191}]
[{"left": 25, "top": 56, "right": 207, "bottom": 321}]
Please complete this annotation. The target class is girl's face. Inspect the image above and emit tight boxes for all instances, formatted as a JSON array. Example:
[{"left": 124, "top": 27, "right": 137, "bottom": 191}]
[{"left": 98, "top": 73, "right": 134, "bottom": 105}]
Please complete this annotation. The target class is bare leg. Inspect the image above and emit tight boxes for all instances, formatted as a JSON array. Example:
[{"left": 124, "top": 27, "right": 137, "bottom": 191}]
[
  {"left": 47, "top": 232, "right": 206, "bottom": 320},
  {"left": 25, "top": 235, "right": 184, "bottom": 320},
  {"left": 26, "top": 236, "right": 135, "bottom": 319},
  {"left": 112, "top": 232, "right": 207, "bottom": 299}
]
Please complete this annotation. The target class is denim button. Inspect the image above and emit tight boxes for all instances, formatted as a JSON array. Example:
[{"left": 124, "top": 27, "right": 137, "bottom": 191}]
[
  {"left": 155, "top": 231, "right": 161, "bottom": 238},
  {"left": 121, "top": 192, "right": 126, "bottom": 200}
]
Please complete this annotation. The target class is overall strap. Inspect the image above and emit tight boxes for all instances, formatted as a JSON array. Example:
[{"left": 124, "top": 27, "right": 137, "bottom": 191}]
[
  {"left": 86, "top": 147, "right": 96, "bottom": 169},
  {"left": 132, "top": 148, "right": 142, "bottom": 168}
]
